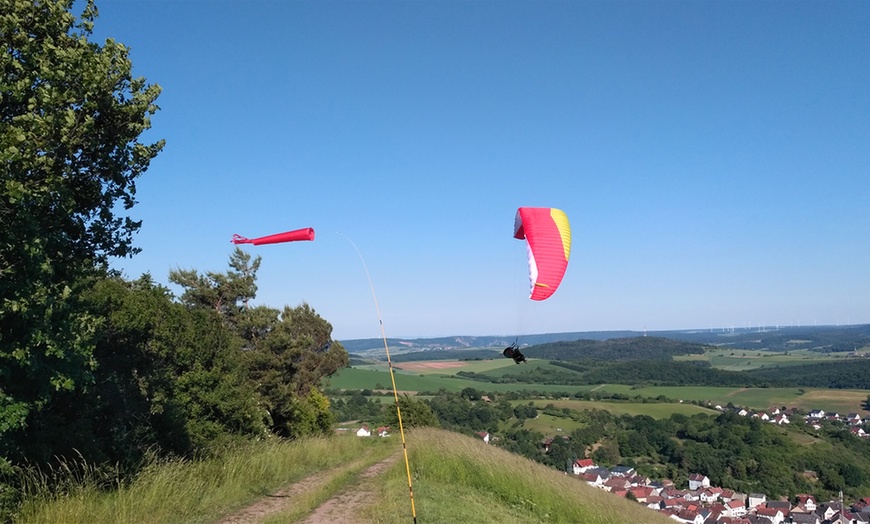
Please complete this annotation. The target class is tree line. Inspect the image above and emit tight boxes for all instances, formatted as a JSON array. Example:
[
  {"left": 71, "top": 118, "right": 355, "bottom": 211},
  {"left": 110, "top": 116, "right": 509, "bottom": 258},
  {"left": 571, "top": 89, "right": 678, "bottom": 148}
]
[
  {"left": 449, "top": 357, "right": 870, "bottom": 390},
  {"left": 523, "top": 337, "right": 709, "bottom": 361}
]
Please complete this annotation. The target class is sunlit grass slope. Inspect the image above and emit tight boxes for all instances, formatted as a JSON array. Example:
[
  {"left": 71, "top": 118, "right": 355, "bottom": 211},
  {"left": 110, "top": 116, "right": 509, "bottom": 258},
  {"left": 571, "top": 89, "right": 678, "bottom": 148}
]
[
  {"left": 16, "top": 436, "right": 396, "bottom": 524},
  {"left": 360, "top": 428, "right": 674, "bottom": 524},
  {"left": 19, "top": 428, "right": 674, "bottom": 524}
]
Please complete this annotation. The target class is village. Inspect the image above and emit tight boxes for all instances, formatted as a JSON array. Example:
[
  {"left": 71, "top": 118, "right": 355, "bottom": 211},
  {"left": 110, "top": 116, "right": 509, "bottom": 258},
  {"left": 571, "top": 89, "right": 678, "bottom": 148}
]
[
  {"left": 562, "top": 407, "right": 870, "bottom": 524},
  {"left": 569, "top": 459, "right": 870, "bottom": 524}
]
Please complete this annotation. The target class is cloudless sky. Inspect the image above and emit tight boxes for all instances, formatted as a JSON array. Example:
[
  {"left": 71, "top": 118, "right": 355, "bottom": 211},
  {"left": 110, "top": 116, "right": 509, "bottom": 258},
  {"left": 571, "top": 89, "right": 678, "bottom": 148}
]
[{"left": 93, "top": 1, "right": 870, "bottom": 341}]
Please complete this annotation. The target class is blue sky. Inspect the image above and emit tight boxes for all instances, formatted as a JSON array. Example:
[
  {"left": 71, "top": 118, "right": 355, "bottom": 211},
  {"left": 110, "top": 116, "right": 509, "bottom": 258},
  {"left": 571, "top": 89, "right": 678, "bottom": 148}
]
[{"left": 93, "top": 1, "right": 869, "bottom": 341}]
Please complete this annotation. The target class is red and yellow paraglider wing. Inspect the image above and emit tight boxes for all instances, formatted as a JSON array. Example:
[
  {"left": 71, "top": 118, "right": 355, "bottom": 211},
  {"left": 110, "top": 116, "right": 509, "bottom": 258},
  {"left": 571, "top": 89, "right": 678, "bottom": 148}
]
[{"left": 514, "top": 207, "right": 571, "bottom": 301}]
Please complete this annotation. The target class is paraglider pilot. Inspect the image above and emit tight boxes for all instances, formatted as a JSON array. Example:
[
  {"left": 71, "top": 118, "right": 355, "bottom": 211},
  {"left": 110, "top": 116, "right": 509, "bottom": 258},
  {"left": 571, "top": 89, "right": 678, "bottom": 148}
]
[{"left": 503, "top": 341, "right": 526, "bottom": 364}]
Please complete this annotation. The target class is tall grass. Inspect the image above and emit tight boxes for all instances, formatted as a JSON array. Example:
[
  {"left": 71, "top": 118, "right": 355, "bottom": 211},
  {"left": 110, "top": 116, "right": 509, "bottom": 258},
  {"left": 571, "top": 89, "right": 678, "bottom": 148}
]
[
  {"left": 16, "top": 436, "right": 394, "bottom": 524},
  {"left": 18, "top": 429, "right": 678, "bottom": 523},
  {"left": 359, "top": 428, "right": 675, "bottom": 524}
]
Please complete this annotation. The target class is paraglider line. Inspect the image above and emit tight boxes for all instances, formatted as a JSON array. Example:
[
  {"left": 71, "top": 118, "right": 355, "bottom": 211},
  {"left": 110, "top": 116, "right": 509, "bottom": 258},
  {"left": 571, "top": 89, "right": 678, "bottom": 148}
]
[{"left": 339, "top": 232, "right": 417, "bottom": 524}]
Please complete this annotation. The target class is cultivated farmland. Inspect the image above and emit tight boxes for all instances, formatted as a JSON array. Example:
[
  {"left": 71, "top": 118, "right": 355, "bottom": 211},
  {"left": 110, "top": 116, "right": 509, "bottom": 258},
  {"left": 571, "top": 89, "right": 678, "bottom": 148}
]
[{"left": 330, "top": 358, "right": 870, "bottom": 415}]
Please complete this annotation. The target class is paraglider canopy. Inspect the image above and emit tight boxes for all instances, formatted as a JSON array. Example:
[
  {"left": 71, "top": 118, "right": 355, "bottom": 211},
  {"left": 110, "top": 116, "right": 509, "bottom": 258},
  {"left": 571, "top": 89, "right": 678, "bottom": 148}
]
[
  {"left": 232, "top": 227, "right": 315, "bottom": 246},
  {"left": 514, "top": 207, "right": 571, "bottom": 300}
]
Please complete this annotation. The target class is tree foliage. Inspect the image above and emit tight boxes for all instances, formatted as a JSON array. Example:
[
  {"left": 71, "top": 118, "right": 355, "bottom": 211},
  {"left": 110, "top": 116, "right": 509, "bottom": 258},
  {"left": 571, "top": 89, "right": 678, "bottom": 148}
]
[
  {"left": 387, "top": 395, "right": 438, "bottom": 429},
  {"left": 171, "top": 249, "right": 348, "bottom": 439},
  {"left": 1, "top": 0, "right": 162, "bottom": 466},
  {"left": 170, "top": 249, "right": 260, "bottom": 324}
]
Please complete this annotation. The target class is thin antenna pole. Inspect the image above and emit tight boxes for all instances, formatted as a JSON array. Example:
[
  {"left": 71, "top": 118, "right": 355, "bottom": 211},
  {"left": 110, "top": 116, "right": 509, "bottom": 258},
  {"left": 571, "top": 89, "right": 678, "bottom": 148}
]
[{"left": 340, "top": 233, "right": 417, "bottom": 524}]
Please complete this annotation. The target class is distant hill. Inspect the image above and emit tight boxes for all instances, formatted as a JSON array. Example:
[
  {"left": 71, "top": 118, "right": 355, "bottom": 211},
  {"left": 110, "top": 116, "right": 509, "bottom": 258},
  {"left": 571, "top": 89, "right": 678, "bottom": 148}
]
[
  {"left": 340, "top": 324, "right": 870, "bottom": 356},
  {"left": 340, "top": 331, "right": 642, "bottom": 354},
  {"left": 663, "top": 323, "right": 870, "bottom": 352}
]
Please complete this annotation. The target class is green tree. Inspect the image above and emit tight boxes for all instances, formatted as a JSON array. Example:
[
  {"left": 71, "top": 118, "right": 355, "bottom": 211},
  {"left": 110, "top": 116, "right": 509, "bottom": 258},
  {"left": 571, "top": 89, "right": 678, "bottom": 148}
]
[
  {"left": 172, "top": 252, "right": 348, "bottom": 439},
  {"left": 460, "top": 387, "right": 481, "bottom": 401},
  {"left": 591, "top": 439, "right": 621, "bottom": 467},
  {"left": 513, "top": 403, "right": 538, "bottom": 421},
  {"left": 1, "top": 0, "right": 162, "bottom": 468},
  {"left": 243, "top": 303, "right": 348, "bottom": 437},
  {"left": 544, "top": 436, "right": 573, "bottom": 471},
  {"left": 84, "top": 275, "right": 267, "bottom": 459},
  {"left": 497, "top": 428, "right": 545, "bottom": 461},
  {"left": 170, "top": 248, "right": 260, "bottom": 329},
  {"left": 387, "top": 395, "right": 438, "bottom": 429}
]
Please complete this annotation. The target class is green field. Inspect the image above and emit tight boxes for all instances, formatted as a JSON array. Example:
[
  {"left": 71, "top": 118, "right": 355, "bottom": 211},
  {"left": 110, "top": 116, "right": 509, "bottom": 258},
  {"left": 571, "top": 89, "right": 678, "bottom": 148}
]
[
  {"left": 328, "top": 364, "right": 600, "bottom": 395},
  {"left": 330, "top": 361, "right": 870, "bottom": 415},
  {"left": 519, "top": 412, "right": 587, "bottom": 434},
  {"left": 576, "top": 384, "right": 869, "bottom": 414},
  {"left": 674, "top": 348, "right": 858, "bottom": 371},
  {"left": 502, "top": 400, "right": 719, "bottom": 436},
  {"left": 409, "top": 359, "right": 521, "bottom": 375},
  {"left": 516, "top": 399, "right": 719, "bottom": 419}
]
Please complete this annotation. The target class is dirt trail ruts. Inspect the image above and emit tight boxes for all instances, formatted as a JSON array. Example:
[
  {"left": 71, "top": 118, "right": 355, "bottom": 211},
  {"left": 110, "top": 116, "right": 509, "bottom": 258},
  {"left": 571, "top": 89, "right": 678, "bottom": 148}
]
[
  {"left": 298, "top": 453, "right": 401, "bottom": 524},
  {"left": 216, "top": 453, "right": 400, "bottom": 524}
]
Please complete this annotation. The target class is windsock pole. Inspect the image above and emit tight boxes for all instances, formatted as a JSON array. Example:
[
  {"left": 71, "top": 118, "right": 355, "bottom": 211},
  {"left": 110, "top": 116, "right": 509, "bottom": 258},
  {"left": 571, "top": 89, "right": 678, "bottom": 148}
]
[{"left": 340, "top": 233, "right": 417, "bottom": 524}]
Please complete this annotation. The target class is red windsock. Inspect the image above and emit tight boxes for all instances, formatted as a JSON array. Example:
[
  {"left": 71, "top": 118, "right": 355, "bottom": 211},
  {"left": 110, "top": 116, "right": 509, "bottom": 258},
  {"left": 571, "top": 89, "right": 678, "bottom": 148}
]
[{"left": 231, "top": 227, "right": 315, "bottom": 246}]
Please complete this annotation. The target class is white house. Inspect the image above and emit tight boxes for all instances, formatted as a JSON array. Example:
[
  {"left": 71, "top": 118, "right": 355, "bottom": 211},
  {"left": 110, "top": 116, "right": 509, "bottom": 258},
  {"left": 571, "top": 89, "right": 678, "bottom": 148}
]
[
  {"left": 795, "top": 494, "right": 817, "bottom": 512},
  {"left": 772, "top": 414, "right": 790, "bottom": 425},
  {"left": 356, "top": 425, "right": 371, "bottom": 437},
  {"left": 748, "top": 493, "right": 767, "bottom": 509},
  {"left": 699, "top": 488, "right": 722, "bottom": 503},
  {"left": 645, "top": 497, "right": 664, "bottom": 510},
  {"left": 610, "top": 465, "right": 635, "bottom": 477},
  {"left": 582, "top": 472, "right": 604, "bottom": 486},
  {"left": 675, "top": 509, "right": 705, "bottom": 524},
  {"left": 572, "top": 458, "right": 595, "bottom": 475},
  {"left": 807, "top": 409, "right": 825, "bottom": 419},
  {"left": 756, "top": 506, "right": 784, "bottom": 524},
  {"left": 846, "top": 413, "right": 864, "bottom": 424},
  {"left": 475, "top": 431, "right": 491, "bottom": 444},
  {"left": 725, "top": 499, "right": 747, "bottom": 517},
  {"left": 685, "top": 491, "right": 702, "bottom": 503},
  {"left": 817, "top": 502, "right": 842, "bottom": 521},
  {"left": 688, "top": 473, "right": 710, "bottom": 490}
]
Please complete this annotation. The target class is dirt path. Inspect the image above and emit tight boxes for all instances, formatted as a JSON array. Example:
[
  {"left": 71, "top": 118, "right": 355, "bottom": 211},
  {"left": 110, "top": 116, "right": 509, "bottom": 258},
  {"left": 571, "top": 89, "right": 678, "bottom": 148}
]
[
  {"left": 216, "top": 453, "right": 400, "bottom": 524},
  {"left": 299, "top": 454, "right": 401, "bottom": 524}
]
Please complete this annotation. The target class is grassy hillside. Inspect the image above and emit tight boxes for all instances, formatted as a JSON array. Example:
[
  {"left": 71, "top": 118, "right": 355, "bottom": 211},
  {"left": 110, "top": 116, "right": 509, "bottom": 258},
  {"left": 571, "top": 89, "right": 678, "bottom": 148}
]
[
  {"left": 360, "top": 428, "right": 674, "bottom": 524},
  {"left": 17, "top": 429, "right": 672, "bottom": 524}
]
